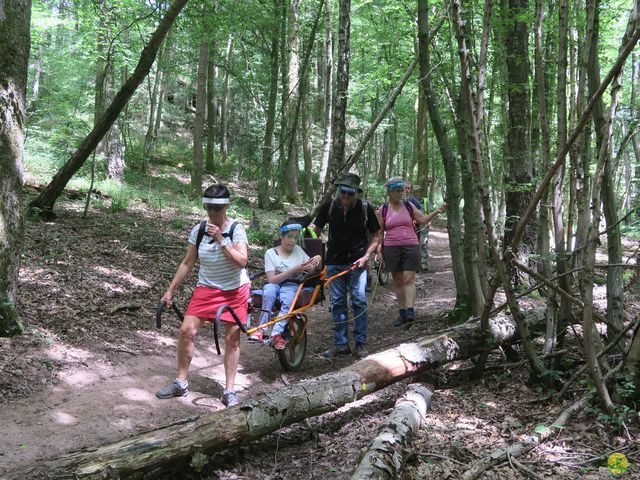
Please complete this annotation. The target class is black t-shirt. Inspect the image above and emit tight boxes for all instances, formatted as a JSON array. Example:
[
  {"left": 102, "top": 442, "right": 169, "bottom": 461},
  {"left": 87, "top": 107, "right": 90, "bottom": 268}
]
[{"left": 314, "top": 198, "right": 380, "bottom": 265}]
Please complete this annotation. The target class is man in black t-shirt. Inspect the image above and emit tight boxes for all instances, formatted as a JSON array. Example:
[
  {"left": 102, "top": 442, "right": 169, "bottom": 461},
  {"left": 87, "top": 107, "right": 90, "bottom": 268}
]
[{"left": 313, "top": 173, "right": 381, "bottom": 359}]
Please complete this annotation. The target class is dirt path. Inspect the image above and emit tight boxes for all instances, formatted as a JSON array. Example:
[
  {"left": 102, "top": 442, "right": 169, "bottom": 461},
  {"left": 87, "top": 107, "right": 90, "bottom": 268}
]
[{"left": 0, "top": 207, "right": 456, "bottom": 477}]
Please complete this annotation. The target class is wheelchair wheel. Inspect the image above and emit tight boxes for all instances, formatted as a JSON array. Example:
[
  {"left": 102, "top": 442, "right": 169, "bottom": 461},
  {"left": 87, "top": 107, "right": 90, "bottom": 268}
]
[
  {"left": 377, "top": 264, "right": 390, "bottom": 286},
  {"left": 277, "top": 314, "right": 308, "bottom": 372}
]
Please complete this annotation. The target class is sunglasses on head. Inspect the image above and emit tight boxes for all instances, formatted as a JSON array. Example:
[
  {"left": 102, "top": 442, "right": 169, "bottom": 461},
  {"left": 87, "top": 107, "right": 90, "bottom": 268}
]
[{"left": 206, "top": 204, "right": 225, "bottom": 212}]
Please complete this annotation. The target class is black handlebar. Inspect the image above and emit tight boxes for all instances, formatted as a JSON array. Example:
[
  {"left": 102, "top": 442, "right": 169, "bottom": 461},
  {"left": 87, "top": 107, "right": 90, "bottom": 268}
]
[{"left": 155, "top": 300, "right": 184, "bottom": 328}]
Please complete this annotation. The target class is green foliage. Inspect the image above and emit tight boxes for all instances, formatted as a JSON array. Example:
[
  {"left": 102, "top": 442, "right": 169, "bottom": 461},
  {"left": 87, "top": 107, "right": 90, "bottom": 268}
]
[
  {"left": 246, "top": 228, "right": 275, "bottom": 247},
  {"left": 110, "top": 192, "right": 130, "bottom": 213},
  {"left": 170, "top": 218, "right": 185, "bottom": 230}
]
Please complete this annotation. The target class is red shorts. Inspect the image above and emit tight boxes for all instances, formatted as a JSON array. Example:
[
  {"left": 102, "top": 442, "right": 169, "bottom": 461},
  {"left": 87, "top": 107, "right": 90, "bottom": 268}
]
[{"left": 185, "top": 283, "right": 250, "bottom": 324}]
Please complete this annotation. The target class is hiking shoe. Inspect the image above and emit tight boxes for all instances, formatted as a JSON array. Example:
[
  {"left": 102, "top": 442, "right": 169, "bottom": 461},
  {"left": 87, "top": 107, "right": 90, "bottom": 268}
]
[
  {"left": 222, "top": 389, "right": 239, "bottom": 407},
  {"left": 321, "top": 344, "right": 351, "bottom": 358},
  {"left": 355, "top": 344, "right": 369, "bottom": 359},
  {"left": 272, "top": 334, "right": 286, "bottom": 350},
  {"left": 247, "top": 330, "right": 264, "bottom": 343},
  {"left": 155, "top": 379, "right": 188, "bottom": 399},
  {"left": 393, "top": 316, "right": 407, "bottom": 327}
]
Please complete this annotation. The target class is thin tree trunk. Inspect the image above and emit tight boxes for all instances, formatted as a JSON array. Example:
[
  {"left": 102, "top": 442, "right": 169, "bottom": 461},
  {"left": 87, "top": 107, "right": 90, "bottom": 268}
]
[
  {"left": 258, "top": 0, "right": 281, "bottom": 209},
  {"left": 587, "top": 3, "right": 626, "bottom": 343},
  {"left": 152, "top": 32, "right": 172, "bottom": 160},
  {"left": 550, "top": 0, "right": 573, "bottom": 358},
  {"left": 30, "top": 0, "right": 190, "bottom": 213},
  {"left": 536, "top": 0, "right": 561, "bottom": 355},
  {"left": 301, "top": 72, "right": 314, "bottom": 201},
  {"left": 325, "top": 0, "right": 351, "bottom": 187},
  {"left": 220, "top": 34, "right": 232, "bottom": 163},
  {"left": 419, "top": 0, "right": 469, "bottom": 311},
  {"left": 317, "top": 0, "right": 333, "bottom": 197},
  {"left": 284, "top": 0, "right": 301, "bottom": 202},
  {"left": 205, "top": 36, "right": 216, "bottom": 172},
  {"left": 191, "top": 37, "right": 208, "bottom": 195},
  {"left": 0, "top": 0, "right": 31, "bottom": 337},
  {"left": 143, "top": 42, "right": 164, "bottom": 162}
]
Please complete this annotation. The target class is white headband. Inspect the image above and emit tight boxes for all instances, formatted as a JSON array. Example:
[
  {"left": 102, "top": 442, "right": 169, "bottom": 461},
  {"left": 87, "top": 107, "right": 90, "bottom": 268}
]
[{"left": 202, "top": 197, "right": 230, "bottom": 205}]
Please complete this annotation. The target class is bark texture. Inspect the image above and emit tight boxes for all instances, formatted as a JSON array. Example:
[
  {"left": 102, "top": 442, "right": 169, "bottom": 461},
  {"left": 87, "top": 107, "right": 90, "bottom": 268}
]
[
  {"left": 351, "top": 384, "right": 433, "bottom": 479},
  {"left": 0, "top": 0, "right": 31, "bottom": 336}
]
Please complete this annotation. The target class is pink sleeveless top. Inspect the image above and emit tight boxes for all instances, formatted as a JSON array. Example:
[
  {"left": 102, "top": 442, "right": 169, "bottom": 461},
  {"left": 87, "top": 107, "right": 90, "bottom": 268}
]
[{"left": 378, "top": 203, "right": 419, "bottom": 246}]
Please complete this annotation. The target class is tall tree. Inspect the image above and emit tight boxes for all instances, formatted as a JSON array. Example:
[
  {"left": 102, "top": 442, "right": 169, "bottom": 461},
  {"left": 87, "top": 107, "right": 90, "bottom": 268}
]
[
  {"left": 220, "top": 34, "right": 233, "bottom": 164},
  {"left": 0, "top": 0, "right": 32, "bottom": 336},
  {"left": 258, "top": 0, "right": 281, "bottom": 208},
  {"left": 283, "top": 0, "right": 301, "bottom": 202},
  {"left": 192, "top": 35, "right": 208, "bottom": 194},
  {"left": 325, "top": 0, "right": 351, "bottom": 186},
  {"left": 30, "top": 0, "right": 190, "bottom": 214},
  {"left": 317, "top": 0, "right": 333, "bottom": 197},
  {"left": 503, "top": 0, "right": 535, "bottom": 285}
]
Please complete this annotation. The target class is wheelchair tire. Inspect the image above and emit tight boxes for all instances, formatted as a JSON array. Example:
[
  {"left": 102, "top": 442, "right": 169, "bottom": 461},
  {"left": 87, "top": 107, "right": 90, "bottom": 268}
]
[
  {"left": 277, "top": 314, "right": 308, "bottom": 372},
  {"left": 377, "top": 265, "right": 390, "bottom": 286}
]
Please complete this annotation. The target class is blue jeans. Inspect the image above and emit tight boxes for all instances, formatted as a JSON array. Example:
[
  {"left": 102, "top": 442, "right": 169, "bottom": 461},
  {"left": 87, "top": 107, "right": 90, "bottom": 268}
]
[
  {"left": 258, "top": 282, "right": 299, "bottom": 336},
  {"left": 327, "top": 264, "right": 368, "bottom": 346}
]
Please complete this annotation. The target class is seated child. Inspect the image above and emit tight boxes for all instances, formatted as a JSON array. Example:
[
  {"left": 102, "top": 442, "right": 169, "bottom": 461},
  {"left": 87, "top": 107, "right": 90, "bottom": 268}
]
[{"left": 249, "top": 220, "right": 321, "bottom": 349}]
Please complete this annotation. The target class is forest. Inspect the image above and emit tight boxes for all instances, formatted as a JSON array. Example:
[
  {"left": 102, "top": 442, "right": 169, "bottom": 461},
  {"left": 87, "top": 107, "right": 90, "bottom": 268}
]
[{"left": 1, "top": 0, "right": 640, "bottom": 477}]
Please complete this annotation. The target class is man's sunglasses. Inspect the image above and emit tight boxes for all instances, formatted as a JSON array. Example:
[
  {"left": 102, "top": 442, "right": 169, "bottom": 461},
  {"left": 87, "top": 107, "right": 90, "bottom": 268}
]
[
  {"left": 340, "top": 190, "right": 355, "bottom": 196},
  {"left": 206, "top": 204, "right": 225, "bottom": 212}
]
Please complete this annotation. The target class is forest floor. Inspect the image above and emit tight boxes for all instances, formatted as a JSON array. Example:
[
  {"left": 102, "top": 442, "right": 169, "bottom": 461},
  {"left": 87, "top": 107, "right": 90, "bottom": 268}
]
[{"left": 1, "top": 180, "right": 639, "bottom": 479}]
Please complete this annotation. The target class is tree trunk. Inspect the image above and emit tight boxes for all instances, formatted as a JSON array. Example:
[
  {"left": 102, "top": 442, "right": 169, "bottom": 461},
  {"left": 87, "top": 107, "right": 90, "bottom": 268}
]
[
  {"left": 351, "top": 384, "right": 433, "bottom": 480},
  {"left": 191, "top": 37, "right": 208, "bottom": 195},
  {"left": 283, "top": 0, "right": 301, "bottom": 202},
  {"left": 220, "top": 34, "right": 233, "bottom": 164},
  {"left": 503, "top": 0, "right": 535, "bottom": 287},
  {"left": 551, "top": 0, "right": 572, "bottom": 356},
  {"left": 15, "top": 308, "right": 545, "bottom": 479},
  {"left": 143, "top": 41, "right": 164, "bottom": 162},
  {"left": 258, "top": 0, "right": 281, "bottom": 209},
  {"left": 301, "top": 73, "right": 314, "bottom": 202},
  {"left": 631, "top": 54, "right": 640, "bottom": 215},
  {"left": 205, "top": 36, "right": 217, "bottom": 172},
  {"left": 580, "top": 0, "right": 637, "bottom": 413},
  {"left": 418, "top": 1, "right": 468, "bottom": 312},
  {"left": 317, "top": 0, "right": 333, "bottom": 198},
  {"left": 325, "top": 0, "right": 351, "bottom": 187},
  {"left": 587, "top": 3, "right": 625, "bottom": 343},
  {"left": 29, "top": 0, "right": 190, "bottom": 214},
  {"left": 152, "top": 31, "right": 172, "bottom": 161},
  {"left": 0, "top": 0, "right": 31, "bottom": 337}
]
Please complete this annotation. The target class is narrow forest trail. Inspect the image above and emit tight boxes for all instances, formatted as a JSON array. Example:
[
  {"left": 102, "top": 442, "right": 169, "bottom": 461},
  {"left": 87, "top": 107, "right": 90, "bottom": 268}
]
[
  {"left": 0, "top": 201, "right": 626, "bottom": 480},
  {"left": 0, "top": 205, "right": 456, "bottom": 477}
]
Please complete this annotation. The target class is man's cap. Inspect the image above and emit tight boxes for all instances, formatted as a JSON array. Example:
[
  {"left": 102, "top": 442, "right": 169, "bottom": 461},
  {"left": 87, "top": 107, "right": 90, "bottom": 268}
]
[{"left": 335, "top": 172, "right": 363, "bottom": 193}]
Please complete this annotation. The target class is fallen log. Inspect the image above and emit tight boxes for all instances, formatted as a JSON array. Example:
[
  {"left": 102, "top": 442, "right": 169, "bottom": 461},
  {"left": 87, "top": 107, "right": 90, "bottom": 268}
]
[
  {"left": 351, "top": 383, "right": 433, "bottom": 479},
  {"left": 13, "top": 307, "right": 545, "bottom": 479}
]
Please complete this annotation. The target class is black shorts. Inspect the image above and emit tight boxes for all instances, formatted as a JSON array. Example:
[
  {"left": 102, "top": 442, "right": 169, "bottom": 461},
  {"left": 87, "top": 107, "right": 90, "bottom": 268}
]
[{"left": 382, "top": 245, "right": 421, "bottom": 273}]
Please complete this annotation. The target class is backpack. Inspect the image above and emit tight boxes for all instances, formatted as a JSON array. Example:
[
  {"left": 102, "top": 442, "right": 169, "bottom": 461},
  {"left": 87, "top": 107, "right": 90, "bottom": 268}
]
[
  {"left": 327, "top": 197, "right": 371, "bottom": 242},
  {"left": 195, "top": 220, "right": 239, "bottom": 256},
  {"left": 381, "top": 200, "right": 419, "bottom": 239}
]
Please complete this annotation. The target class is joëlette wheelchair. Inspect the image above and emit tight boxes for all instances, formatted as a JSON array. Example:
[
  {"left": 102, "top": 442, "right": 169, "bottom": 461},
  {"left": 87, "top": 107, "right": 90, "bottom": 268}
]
[{"left": 155, "top": 237, "right": 356, "bottom": 372}]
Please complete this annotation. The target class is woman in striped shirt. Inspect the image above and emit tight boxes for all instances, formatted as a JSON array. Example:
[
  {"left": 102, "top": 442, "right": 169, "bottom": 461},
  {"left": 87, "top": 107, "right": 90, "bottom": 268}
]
[{"left": 155, "top": 184, "right": 250, "bottom": 408}]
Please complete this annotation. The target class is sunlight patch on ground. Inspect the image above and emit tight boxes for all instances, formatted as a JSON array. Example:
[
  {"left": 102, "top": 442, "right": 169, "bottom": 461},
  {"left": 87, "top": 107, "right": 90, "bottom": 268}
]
[
  {"left": 111, "top": 417, "right": 134, "bottom": 430},
  {"left": 45, "top": 342, "right": 94, "bottom": 362},
  {"left": 136, "top": 330, "right": 178, "bottom": 347},
  {"left": 51, "top": 411, "right": 78, "bottom": 425},
  {"left": 99, "top": 282, "right": 126, "bottom": 294},
  {"left": 92, "top": 266, "right": 150, "bottom": 288},
  {"left": 120, "top": 388, "right": 156, "bottom": 403},
  {"left": 58, "top": 369, "right": 101, "bottom": 387}
]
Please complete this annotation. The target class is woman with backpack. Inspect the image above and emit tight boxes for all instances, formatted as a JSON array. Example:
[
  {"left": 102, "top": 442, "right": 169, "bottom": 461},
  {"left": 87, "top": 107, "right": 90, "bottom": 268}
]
[
  {"left": 155, "top": 184, "right": 250, "bottom": 408},
  {"left": 377, "top": 177, "right": 446, "bottom": 327}
]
